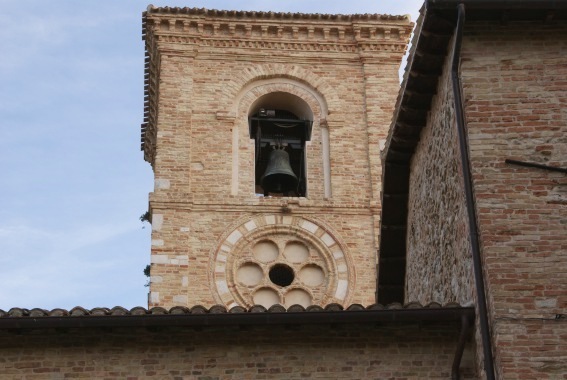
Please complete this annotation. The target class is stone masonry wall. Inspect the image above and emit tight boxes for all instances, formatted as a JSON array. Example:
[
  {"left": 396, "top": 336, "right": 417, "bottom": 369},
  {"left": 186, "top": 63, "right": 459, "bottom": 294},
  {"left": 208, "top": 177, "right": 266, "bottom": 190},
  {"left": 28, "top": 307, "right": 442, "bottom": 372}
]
[
  {"left": 405, "top": 41, "right": 474, "bottom": 306},
  {"left": 144, "top": 11, "right": 412, "bottom": 309},
  {"left": 461, "top": 22, "right": 567, "bottom": 380},
  {"left": 0, "top": 322, "right": 477, "bottom": 379}
]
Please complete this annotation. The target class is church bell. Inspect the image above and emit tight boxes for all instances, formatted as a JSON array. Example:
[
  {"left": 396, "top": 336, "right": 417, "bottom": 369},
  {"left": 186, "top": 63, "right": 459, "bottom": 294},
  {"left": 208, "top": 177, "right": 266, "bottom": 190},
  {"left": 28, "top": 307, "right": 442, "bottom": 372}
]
[{"left": 261, "top": 147, "right": 298, "bottom": 194}]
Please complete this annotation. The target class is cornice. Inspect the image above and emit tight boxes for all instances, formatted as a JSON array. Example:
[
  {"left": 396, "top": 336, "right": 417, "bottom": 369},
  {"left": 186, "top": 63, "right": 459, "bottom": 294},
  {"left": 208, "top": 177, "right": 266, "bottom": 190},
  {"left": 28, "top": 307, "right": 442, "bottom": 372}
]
[
  {"left": 143, "top": 12, "right": 413, "bottom": 54},
  {"left": 146, "top": 6, "right": 411, "bottom": 23}
]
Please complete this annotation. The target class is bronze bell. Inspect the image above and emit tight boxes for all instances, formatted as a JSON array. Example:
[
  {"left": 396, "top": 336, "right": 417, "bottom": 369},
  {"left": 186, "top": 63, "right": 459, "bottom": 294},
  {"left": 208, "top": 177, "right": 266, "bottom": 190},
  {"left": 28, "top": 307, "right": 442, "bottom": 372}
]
[{"left": 261, "top": 148, "right": 298, "bottom": 194}]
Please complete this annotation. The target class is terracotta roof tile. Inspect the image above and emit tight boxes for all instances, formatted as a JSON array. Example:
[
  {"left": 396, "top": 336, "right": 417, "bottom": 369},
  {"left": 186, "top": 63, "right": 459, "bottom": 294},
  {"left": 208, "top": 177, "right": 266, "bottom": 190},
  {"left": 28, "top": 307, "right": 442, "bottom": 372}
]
[
  {"left": 49, "top": 308, "right": 68, "bottom": 317},
  {"left": 29, "top": 308, "right": 48, "bottom": 317},
  {"left": 209, "top": 305, "right": 227, "bottom": 314},
  {"left": 0, "top": 303, "right": 474, "bottom": 330},
  {"left": 325, "top": 303, "right": 344, "bottom": 311},
  {"left": 110, "top": 306, "right": 129, "bottom": 316},
  {"left": 190, "top": 305, "right": 208, "bottom": 314},
  {"left": 249, "top": 305, "right": 267, "bottom": 313},
  {"left": 70, "top": 306, "right": 88, "bottom": 316},
  {"left": 169, "top": 306, "right": 189, "bottom": 315},
  {"left": 131, "top": 306, "right": 149, "bottom": 315},
  {"left": 425, "top": 302, "right": 443, "bottom": 309},
  {"left": 1, "top": 302, "right": 471, "bottom": 318},
  {"left": 305, "top": 305, "right": 324, "bottom": 312},
  {"left": 228, "top": 306, "right": 247, "bottom": 314},
  {"left": 149, "top": 306, "right": 168, "bottom": 314},
  {"left": 405, "top": 301, "right": 423, "bottom": 309},
  {"left": 287, "top": 304, "right": 306, "bottom": 313},
  {"left": 91, "top": 307, "right": 110, "bottom": 316},
  {"left": 8, "top": 308, "right": 27, "bottom": 317},
  {"left": 346, "top": 304, "right": 365, "bottom": 311},
  {"left": 267, "top": 304, "right": 286, "bottom": 313},
  {"left": 386, "top": 302, "right": 403, "bottom": 310}
]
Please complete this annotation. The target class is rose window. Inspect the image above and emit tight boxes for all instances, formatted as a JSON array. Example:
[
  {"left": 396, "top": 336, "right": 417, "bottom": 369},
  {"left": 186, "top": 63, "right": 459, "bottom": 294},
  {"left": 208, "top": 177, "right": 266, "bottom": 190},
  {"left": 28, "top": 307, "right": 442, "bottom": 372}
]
[
  {"left": 211, "top": 215, "right": 353, "bottom": 309},
  {"left": 232, "top": 237, "right": 327, "bottom": 308}
]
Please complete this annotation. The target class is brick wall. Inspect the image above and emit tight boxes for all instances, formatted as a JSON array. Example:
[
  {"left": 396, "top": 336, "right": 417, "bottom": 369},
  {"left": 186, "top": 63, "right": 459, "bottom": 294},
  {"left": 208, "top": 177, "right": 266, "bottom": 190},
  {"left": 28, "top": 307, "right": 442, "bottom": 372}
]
[
  {"left": 461, "top": 22, "right": 567, "bottom": 379},
  {"left": 143, "top": 11, "right": 412, "bottom": 309},
  {"left": 0, "top": 322, "right": 477, "bottom": 379}
]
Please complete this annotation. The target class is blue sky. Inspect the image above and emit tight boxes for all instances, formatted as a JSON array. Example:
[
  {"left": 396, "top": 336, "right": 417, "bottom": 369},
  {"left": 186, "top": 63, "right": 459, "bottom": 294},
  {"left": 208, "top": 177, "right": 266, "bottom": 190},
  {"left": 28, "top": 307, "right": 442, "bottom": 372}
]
[{"left": 0, "top": 0, "right": 422, "bottom": 311}]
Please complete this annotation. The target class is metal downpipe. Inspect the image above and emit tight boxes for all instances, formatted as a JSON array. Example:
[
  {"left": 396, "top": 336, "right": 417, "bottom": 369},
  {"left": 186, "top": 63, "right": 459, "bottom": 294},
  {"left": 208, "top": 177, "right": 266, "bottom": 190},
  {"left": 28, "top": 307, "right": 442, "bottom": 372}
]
[
  {"left": 450, "top": 3, "right": 496, "bottom": 379},
  {"left": 452, "top": 313, "right": 473, "bottom": 380}
]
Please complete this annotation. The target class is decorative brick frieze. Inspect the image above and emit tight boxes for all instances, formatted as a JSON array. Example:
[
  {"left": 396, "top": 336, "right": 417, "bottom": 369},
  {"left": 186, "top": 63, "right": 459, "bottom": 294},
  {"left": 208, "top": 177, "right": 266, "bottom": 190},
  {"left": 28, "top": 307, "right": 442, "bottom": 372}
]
[{"left": 144, "top": 7, "right": 412, "bottom": 47}]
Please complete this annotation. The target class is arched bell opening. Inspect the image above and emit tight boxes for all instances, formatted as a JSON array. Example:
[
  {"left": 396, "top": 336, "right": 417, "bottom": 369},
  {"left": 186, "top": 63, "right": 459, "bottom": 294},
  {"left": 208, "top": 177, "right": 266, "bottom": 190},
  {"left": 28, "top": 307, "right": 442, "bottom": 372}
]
[{"left": 248, "top": 92, "right": 313, "bottom": 197}]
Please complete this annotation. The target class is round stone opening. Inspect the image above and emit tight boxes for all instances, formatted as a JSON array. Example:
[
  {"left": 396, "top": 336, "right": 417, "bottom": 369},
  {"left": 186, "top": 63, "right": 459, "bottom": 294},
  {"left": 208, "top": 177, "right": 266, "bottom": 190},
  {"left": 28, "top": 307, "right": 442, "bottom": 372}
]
[
  {"left": 283, "top": 241, "right": 309, "bottom": 263},
  {"left": 252, "top": 287, "right": 280, "bottom": 308},
  {"left": 284, "top": 288, "right": 312, "bottom": 308},
  {"left": 252, "top": 240, "right": 279, "bottom": 263},
  {"left": 269, "top": 264, "right": 294, "bottom": 287},
  {"left": 236, "top": 262, "right": 263, "bottom": 287},
  {"left": 298, "top": 264, "right": 325, "bottom": 287}
]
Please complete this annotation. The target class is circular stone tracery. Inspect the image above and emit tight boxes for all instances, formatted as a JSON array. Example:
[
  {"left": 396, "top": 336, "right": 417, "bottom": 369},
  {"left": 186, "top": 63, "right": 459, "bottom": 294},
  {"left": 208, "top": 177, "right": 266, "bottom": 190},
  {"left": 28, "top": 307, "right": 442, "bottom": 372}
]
[{"left": 211, "top": 215, "right": 353, "bottom": 309}]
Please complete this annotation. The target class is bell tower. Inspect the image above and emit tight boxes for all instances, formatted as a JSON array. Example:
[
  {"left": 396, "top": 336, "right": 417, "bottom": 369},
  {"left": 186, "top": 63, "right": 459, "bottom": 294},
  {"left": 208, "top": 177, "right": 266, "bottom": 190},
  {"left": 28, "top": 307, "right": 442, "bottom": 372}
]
[{"left": 142, "top": 6, "right": 412, "bottom": 308}]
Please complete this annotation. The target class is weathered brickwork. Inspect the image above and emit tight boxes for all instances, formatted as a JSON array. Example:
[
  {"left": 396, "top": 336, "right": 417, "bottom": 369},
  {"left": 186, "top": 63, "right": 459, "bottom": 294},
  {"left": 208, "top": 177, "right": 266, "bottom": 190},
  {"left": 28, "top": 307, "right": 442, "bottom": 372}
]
[
  {"left": 143, "top": 9, "right": 412, "bottom": 309},
  {"left": 0, "top": 322, "right": 477, "bottom": 379},
  {"left": 461, "top": 22, "right": 567, "bottom": 380},
  {"left": 406, "top": 43, "right": 474, "bottom": 306}
]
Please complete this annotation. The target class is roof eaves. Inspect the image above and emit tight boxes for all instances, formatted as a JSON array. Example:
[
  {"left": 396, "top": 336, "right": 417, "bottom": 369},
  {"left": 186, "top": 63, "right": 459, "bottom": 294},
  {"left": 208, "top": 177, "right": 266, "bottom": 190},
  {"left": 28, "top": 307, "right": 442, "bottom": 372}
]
[
  {"left": 382, "top": 5, "right": 428, "bottom": 162},
  {"left": 377, "top": 3, "right": 456, "bottom": 304},
  {"left": 428, "top": 0, "right": 567, "bottom": 11},
  {"left": 0, "top": 302, "right": 473, "bottom": 330},
  {"left": 427, "top": 0, "right": 567, "bottom": 21}
]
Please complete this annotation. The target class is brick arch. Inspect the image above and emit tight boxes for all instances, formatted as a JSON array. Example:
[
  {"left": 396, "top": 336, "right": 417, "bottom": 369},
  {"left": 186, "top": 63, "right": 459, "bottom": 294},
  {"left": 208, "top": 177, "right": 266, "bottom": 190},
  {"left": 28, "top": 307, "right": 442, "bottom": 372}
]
[
  {"left": 221, "top": 64, "right": 340, "bottom": 118},
  {"left": 232, "top": 80, "right": 333, "bottom": 198},
  {"left": 237, "top": 81, "right": 323, "bottom": 122}
]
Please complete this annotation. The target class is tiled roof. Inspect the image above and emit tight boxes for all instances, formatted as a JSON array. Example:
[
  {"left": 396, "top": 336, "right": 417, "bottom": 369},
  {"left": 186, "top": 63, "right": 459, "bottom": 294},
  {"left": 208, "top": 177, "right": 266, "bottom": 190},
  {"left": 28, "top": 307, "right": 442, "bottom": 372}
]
[
  {"left": 145, "top": 6, "right": 410, "bottom": 21},
  {"left": 0, "top": 302, "right": 473, "bottom": 330}
]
